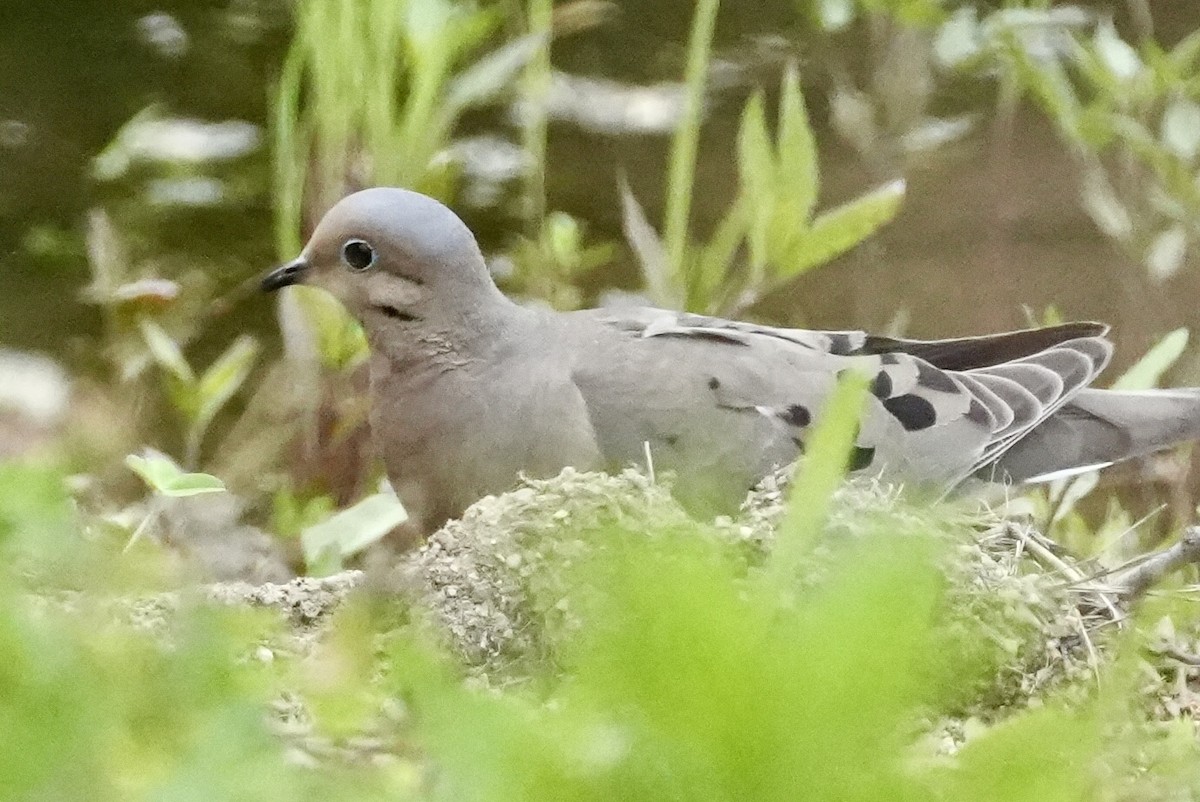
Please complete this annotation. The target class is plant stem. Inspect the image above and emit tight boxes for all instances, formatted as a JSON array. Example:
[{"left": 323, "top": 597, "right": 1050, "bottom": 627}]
[
  {"left": 664, "top": 0, "right": 720, "bottom": 305},
  {"left": 522, "top": 0, "right": 553, "bottom": 233}
]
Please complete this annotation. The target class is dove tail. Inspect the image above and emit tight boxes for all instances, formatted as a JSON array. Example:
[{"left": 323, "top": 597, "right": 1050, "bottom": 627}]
[{"left": 987, "top": 387, "right": 1200, "bottom": 483}]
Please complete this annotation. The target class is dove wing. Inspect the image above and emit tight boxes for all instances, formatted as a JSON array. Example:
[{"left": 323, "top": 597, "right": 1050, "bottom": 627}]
[{"left": 565, "top": 310, "right": 1113, "bottom": 501}]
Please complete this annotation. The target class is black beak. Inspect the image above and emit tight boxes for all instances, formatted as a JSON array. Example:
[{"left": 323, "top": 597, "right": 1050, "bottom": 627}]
[{"left": 261, "top": 256, "right": 310, "bottom": 292}]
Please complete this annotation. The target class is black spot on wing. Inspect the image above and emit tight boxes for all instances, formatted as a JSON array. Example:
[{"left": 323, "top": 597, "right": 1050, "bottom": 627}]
[
  {"left": 849, "top": 446, "right": 876, "bottom": 471},
  {"left": 870, "top": 371, "right": 893, "bottom": 399},
  {"left": 781, "top": 404, "right": 811, "bottom": 427},
  {"left": 882, "top": 394, "right": 937, "bottom": 431},
  {"left": 915, "top": 360, "right": 960, "bottom": 393},
  {"left": 827, "top": 333, "right": 857, "bottom": 354},
  {"left": 707, "top": 377, "right": 720, "bottom": 390}
]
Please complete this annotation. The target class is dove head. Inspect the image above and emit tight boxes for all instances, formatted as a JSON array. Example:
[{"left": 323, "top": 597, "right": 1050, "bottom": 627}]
[{"left": 262, "top": 188, "right": 510, "bottom": 339}]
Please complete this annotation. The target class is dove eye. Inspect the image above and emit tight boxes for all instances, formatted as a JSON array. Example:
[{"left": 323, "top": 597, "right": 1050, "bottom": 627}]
[{"left": 341, "top": 239, "right": 377, "bottom": 271}]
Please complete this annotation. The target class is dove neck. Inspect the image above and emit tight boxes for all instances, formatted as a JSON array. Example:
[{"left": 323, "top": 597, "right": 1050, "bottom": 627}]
[{"left": 365, "top": 284, "right": 531, "bottom": 373}]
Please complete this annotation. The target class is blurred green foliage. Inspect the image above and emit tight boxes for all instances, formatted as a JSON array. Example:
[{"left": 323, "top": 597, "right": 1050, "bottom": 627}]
[
  {"left": 274, "top": 0, "right": 543, "bottom": 256},
  {"left": 3, "top": 450, "right": 1200, "bottom": 799},
  {"left": 623, "top": 62, "right": 905, "bottom": 314}
]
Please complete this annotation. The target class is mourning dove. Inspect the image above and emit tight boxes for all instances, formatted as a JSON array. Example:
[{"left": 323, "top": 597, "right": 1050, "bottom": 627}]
[{"left": 263, "top": 187, "right": 1200, "bottom": 534}]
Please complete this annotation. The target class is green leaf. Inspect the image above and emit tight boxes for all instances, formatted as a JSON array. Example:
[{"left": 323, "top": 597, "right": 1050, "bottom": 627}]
[
  {"left": 695, "top": 199, "right": 749, "bottom": 310},
  {"left": 736, "top": 92, "right": 775, "bottom": 201},
  {"left": 948, "top": 705, "right": 1102, "bottom": 802},
  {"left": 771, "top": 371, "right": 870, "bottom": 583},
  {"left": 301, "top": 491, "right": 409, "bottom": 574},
  {"left": 161, "top": 472, "right": 229, "bottom": 496},
  {"left": 736, "top": 92, "right": 775, "bottom": 277},
  {"left": 196, "top": 336, "right": 260, "bottom": 433},
  {"left": 1168, "top": 27, "right": 1200, "bottom": 73},
  {"left": 1008, "top": 46, "right": 1083, "bottom": 144},
  {"left": 293, "top": 286, "right": 370, "bottom": 371},
  {"left": 779, "top": 179, "right": 906, "bottom": 278},
  {"left": 619, "top": 175, "right": 677, "bottom": 308},
  {"left": 1112, "top": 328, "right": 1189, "bottom": 390},
  {"left": 125, "top": 452, "right": 226, "bottom": 497},
  {"left": 138, "top": 318, "right": 195, "bottom": 385},
  {"left": 545, "top": 212, "right": 583, "bottom": 273},
  {"left": 777, "top": 64, "right": 819, "bottom": 223}
]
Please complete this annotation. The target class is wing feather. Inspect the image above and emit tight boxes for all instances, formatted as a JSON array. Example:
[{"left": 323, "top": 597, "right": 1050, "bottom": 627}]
[{"left": 584, "top": 307, "right": 1114, "bottom": 486}]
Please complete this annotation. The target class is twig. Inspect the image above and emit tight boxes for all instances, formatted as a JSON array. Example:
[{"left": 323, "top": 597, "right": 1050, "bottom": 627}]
[
  {"left": 642, "top": 440, "right": 656, "bottom": 484},
  {"left": 1009, "top": 523, "right": 1124, "bottom": 626},
  {"left": 1146, "top": 644, "right": 1200, "bottom": 666},
  {"left": 1115, "top": 526, "right": 1200, "bottom": 600}
]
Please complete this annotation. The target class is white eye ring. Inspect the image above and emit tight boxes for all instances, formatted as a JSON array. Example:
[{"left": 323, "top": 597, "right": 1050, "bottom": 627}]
[{"left": 341, "top": 239, "right": 377, "bottom": 271}]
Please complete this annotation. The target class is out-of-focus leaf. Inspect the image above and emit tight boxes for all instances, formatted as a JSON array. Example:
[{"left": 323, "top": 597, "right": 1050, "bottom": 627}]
[
  {"left": 1080, "top": 168, "right": 1132, "bottom": 240},
  {"left": 619, "top": 176, "right": 676, "bottom": 308},
  {"left": 947, "top": 705, "right": 1102, "bottom": 802},
  {"left": 125, "top": 452, "right": 226, "bottom": 497},
  {"left": 1112, "top": 328, "right": 1189, "bottom": 390},
  {"left": 737, "top": 92, "right": 775, "bottom": 276},
  {"left": 139, "top": 318, "right": 195, "bottom": 384},
  {"left": 1168, "top": 27, "right": 1200, "bottom": 73},
  {"left": 1161, "top": 97, "right": 1200, "bottom": 161},
  {"left": 829, "top": 87, "right": 877, "bottom": 157},
  {"left": 736, "top": 92, "right": 775, "bottom": 202},
  {"left": 1008, "top": 47, "right": 1082, "bottom": 143},
  {"left": 935, "top": 7, "right": 981, "bottom": 67},
  {"left": 444, "top": 34, "right": 543, "bottom": 118},
  {"left": 780, "top": 179, "right": 906, "bottom": 278},
  {"left": 196, "top": 336, "right": 260, "bottom": 432},
  {"left": 1093, "top": 17, "right": 1141, "bottom": 82},
  {"left": 1145, "top": 225, "right": 1188, "bottom": 282},
  {"left": 293, "top": 286, "right": 369, "bottom": 371},
  {"left": 860, "top": 0, "right": 944, "bottom": 26},
  {"left": 0, "top": 463, "right": 75, "bottom": 548},
  {"left": 545, "top": 212, "right": 582, "bottom": 272},
  {"left": 901, "top": 115, "right": 976, "bottom": 153},
  {"left": 695, "top": 199, "right": 748, "bottom": 309},
  {"left": 301, "top": 491, "right": 409, "bottom": 574},
  {"left": 772, "top": 372, "right": 870, "bottom": 581},
  {"left": 815, "top": 0, "right": 854, "bottom": 31},
  {"left": 110, "top": 278, "right": 181, "bottom": 308},
  {"left": 1048, "top": 469, "right": 1101, "bottom": 526},
  {"left": 402, "top": 0, "right": 459, "bottom": 62},
  {"left": 272, "top": 489, "right": 336, "bottom": 540},
  {"left": 777, "top": 64, "right": 819, "bottom": 223}
]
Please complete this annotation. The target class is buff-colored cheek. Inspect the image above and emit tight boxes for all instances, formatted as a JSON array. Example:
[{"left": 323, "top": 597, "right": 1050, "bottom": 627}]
[
  {"left": 309, "top": 269, "right": 353, "bottom": 300},
  {"left": 366, "top": 273, "right": 424, "bottom": 308}
]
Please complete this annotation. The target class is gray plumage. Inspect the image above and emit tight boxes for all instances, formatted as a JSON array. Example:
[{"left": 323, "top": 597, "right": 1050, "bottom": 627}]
[{"left": 262, "top": 188, "right": 1200, "bottom": 533}]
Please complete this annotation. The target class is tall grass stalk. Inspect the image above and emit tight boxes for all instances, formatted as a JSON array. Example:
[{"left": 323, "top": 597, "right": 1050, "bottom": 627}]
[
  {"left": 770, "top": 372, "right": 869, "bottom": 585},
  {"left": 663, "top": 0, "right": 721, "bottom": 283},
  {"left": 272, "top": 0, "right": 526, "bottom": 258},
  {"left": 522, "top": 0, "right": 554, "bottom": 230}
]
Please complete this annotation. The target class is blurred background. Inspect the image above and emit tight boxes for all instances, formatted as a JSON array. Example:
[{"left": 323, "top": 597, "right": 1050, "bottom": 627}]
[{"left": 4, "top": 0, "right": 1200, "bottom": 568}]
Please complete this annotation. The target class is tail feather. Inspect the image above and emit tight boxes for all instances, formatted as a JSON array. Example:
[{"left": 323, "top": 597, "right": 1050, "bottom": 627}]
[{"left": 989, "top": 387, "right": 1200, "bottom": 482}]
